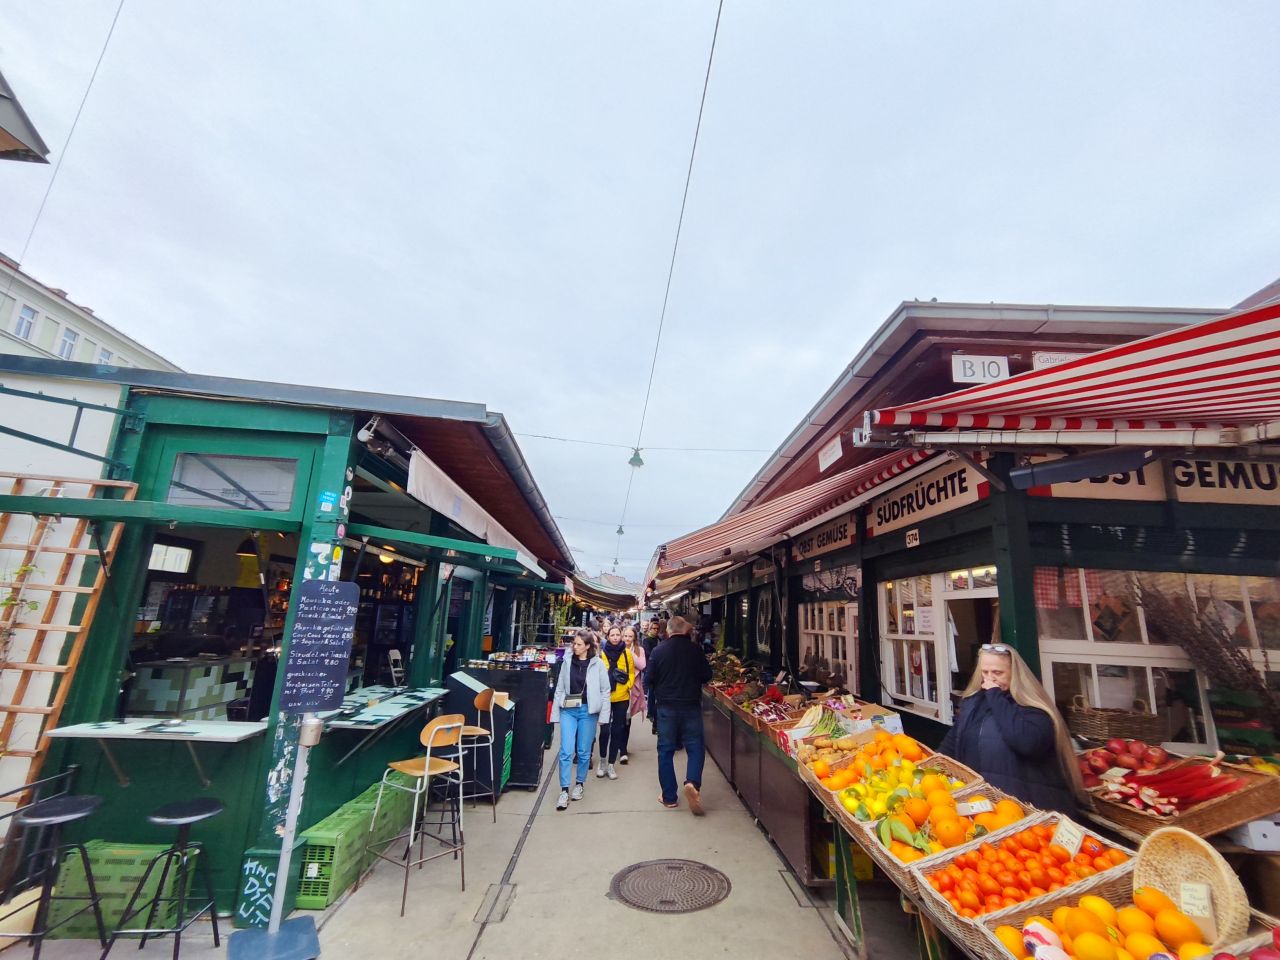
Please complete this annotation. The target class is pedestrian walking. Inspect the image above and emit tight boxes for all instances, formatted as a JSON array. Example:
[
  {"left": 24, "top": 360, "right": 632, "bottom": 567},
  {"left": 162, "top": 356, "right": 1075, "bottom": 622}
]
[
  {"left": 619, "top": 624, "right": 646, "bottom": 764},
  {"left": 642, "top": 618, "right": 664, "bottom": 736},
  {"left": 550, "top": 629, "right": 611, "bottom": 811},
  {"left": 596, "top": 625, "right": 635, "bottom": 780},
  {"left": 645, "top": 615, "right": 711, "bottom": 815}
]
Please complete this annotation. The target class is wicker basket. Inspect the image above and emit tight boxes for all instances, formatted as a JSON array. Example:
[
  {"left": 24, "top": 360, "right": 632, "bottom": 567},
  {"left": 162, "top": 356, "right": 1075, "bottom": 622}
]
[
  {"left": 1067, "top": 694, "right": 1165, "bottom": 742},
  {"left": 1133, "top": 826, "right": 1251, "bottom": 949},
  {"left": 973, "top": 862, "right": 1137, "bottom": 959},
  {"left": 1219, "top": 909, "right": 1280, "bottom": 956},
  {"left": 1091, "top": 755, "right": 1280, "bottom": 839}
]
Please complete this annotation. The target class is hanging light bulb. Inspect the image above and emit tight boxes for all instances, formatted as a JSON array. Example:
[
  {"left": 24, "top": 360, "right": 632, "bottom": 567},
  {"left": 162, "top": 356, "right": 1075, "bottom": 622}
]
[
  {"left": 616, "top": 525, "right": 624, "bottom": 536},
  {"left": 628, "top": 448, "right": 644, "bottom": 468}
]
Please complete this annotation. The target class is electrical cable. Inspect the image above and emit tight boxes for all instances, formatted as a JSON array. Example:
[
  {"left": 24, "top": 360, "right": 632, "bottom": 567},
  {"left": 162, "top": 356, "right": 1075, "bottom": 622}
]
[
  {"left": 610, "top": 0, "right": 725, "bottom": 571},
  {"left": 1, "top": 0, "right": 127, "bottom": 303},
  {"left": 515, "top": 431, "right": 768, "bottom": 454}
]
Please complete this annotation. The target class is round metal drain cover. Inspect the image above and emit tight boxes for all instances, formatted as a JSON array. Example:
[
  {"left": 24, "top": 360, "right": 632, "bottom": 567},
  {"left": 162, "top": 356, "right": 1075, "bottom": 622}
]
[{"left": 609, "top": 859, "right": 731, "bottom": 914}]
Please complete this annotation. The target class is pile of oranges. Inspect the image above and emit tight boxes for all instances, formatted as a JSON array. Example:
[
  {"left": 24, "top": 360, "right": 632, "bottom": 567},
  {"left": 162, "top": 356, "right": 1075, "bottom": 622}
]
[
  {"left": 923, "top": 826, "right": 1129, "bottom": 918},
  {"left": 883, "top": 791, "right": 1027, "bottom": 862},
  {"left": 993, "top": 887, "right": 1211, "bottom": 960},
  {"left": 810, "top": 730, "right": 926, "bottom": 791}
]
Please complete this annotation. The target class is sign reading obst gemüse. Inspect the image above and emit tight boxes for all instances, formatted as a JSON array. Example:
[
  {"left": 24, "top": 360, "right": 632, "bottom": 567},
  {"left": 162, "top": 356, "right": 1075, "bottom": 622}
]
[
  {"left": 867, "top": 460, "right": 986, "bottom": 536},
  {"left": 791, "top": 511, "right": 856, "bottom": 563},
  {"left": 1028, "top": 457, "right": 1280, "bottom": 507}
]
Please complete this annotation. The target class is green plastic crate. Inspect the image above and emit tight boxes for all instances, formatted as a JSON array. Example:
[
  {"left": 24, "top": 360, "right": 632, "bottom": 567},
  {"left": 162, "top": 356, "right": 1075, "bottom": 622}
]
[
  {"left": 500, "top": 731, "right": 514, "bottom": 791},
  {"left": 48, "top": 841, "right": 198, "bottom": 940}
]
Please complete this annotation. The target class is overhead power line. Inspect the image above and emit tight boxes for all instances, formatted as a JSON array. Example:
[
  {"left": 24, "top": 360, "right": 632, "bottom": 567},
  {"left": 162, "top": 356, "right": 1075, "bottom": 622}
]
[
  {"left": 515, "top": 431, "right": 768, "bottom": 454},
  {"left": 612, "top": 0, "right": 725, "bottom": 571}
]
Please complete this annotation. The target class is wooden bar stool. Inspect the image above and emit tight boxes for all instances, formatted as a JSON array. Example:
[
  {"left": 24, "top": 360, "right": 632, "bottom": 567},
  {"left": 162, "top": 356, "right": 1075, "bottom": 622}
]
[
  {"left": 460, "top": 688, "right": 497, "bottom": 822},
  {"left": 0, "top": 795, "right": 107, "bottom": 960},
  {"left": 362, "top": 714, "right": 465, "bottom": 916}
]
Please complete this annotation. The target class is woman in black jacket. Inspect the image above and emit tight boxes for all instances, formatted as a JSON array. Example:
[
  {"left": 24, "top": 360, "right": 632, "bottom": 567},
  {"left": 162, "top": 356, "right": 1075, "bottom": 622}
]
[{"left": 940, "top": 643, "right": 1086, "bottom": 815}]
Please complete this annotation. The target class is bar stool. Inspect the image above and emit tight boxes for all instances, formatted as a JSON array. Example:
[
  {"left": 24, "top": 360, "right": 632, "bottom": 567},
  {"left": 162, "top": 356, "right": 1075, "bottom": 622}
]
[
  {"left": 100, "top": 797, "right": 223, "bottom": 959},
  {"left": 0, "top": 794, "right": 107, "bottom": 960},
  {"left": 460, "top": 687, "right": 497, "bottom": 822},
  {"left": 362, "top": 714, "right": 464, "bottom": 916}
]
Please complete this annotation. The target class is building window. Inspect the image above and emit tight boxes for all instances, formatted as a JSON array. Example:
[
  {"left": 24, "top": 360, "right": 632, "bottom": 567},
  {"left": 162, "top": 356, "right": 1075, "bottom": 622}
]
[
  {"left": 14, "top": 305, "right": 36, "bottom": 340},
  {"left": 148, "top": 543, "right": 193, "bottom": 573},
  {"left": 56, "top": 326, "right": 79, "bottom": 360},
  {"left": 879, "top": 574, "right": 948, "bottom": 722},
  {"left": 799, "top": 599, "right": 858, "bottom": 691},
  {"left": 1036, "top": 565, "right": 1280, "bottom": 751},
  {"left": 98, "top": 347, "right": 114, "bottom": 364},
  {"left": 166, "top": 453, "right": 297, "bottom": 511}
]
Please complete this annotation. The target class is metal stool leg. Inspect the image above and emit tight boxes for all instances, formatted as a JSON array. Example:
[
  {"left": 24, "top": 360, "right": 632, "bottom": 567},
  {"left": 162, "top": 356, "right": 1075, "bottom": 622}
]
[
  {"left": 101, "top": 849, "right": 168, "bottom": 959},
  {"left": 169, "top": 824, "right": 193, "bottom": 960},
  {"left": 192, "top": 843, "right": 220, "bottom": 948},
  {"left": 73, "top": 841, "right": 108, "bottom": 948},
  {"left": 138, "top": 847, "right": 177, "bottom": 949},
  {"left": 28, "top": 824, "right": 59, "bottom": 960},
  {"left": 488, "top": 736, "right": 497, "bottom": 823}
]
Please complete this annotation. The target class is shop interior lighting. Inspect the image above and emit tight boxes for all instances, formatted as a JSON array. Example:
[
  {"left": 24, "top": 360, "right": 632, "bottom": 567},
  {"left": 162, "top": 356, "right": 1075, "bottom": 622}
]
[{"left": 235, "top": 533, "right": 258, "bottom": 557}]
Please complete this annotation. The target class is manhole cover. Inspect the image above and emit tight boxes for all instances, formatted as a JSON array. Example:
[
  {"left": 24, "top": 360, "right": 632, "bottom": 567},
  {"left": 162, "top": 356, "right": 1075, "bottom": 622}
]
[{"left": 609, "top": 859, "right": 731, "bottom": 914}]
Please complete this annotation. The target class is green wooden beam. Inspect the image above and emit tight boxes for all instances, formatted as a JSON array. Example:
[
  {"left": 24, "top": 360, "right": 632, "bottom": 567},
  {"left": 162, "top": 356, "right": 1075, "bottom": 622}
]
[
  {"left": 345, "top": 521, "right": 517, "bottom": 562},
  {"left": 0, "top": 494, "right": 300, "bottom": 532}
]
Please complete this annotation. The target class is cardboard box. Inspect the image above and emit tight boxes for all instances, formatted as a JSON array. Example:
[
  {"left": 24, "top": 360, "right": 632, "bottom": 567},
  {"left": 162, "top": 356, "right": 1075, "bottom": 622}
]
[{"left": 1227, "top": 818, "right": 1280, "bottom": 852}]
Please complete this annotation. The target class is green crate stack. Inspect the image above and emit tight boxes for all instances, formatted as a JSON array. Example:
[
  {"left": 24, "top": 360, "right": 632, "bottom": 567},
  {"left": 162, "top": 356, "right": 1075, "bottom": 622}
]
[
  {"left": 295, "top": 807, "right": 373, "bottom": 910},
  {"left": 48, "top": 840, "right": 198, "bottom": 939},
  {"left": 500, "top": 731, "right": 514, "bottom": 791}
]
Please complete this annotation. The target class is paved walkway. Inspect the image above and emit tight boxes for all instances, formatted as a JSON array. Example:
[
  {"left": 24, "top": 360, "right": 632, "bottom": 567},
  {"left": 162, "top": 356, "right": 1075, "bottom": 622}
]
[{"left": 21, "top": 722, "right": 916, "bottom": 958}]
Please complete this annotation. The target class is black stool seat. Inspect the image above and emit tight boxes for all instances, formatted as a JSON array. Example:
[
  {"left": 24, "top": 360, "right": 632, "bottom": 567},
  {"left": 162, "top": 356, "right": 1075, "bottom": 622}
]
[
  {"left": 16, "top": 795, "right": 101, "bottom": 828},
  {"left": 147, "top": 798, "right": 224, "bottom": 827}
]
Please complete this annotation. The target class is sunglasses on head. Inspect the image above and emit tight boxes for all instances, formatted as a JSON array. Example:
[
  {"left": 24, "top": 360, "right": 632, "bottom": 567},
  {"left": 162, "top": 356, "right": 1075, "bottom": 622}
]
[{"left": 980, "top": 643, "right": 1012, "bottom": 655}]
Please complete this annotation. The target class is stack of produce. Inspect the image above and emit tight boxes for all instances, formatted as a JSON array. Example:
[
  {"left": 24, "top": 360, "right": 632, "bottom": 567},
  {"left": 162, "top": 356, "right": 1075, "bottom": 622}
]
[
  {"left": 1078, "top": 739, "right": 1176, "bottom": 789},
  {"left": 923, "top": 830, "right": 1130, "bottom": 919},
  {"left": 1095, "top": 758, "right": 1255, "bottom": 819},
  {"left": 991, "top": 887, "right": 1270, "bottom": 960},
  {"left": 875, "top": 793, "right": 1027, "bottom": 863}
]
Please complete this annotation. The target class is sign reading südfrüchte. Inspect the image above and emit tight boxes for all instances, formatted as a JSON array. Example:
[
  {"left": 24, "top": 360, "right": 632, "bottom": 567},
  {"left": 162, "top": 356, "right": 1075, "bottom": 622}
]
[
  {"left": 280, "top": 579, "right": 359, "bottom": 713},
  {"left": 867, "top": 461, "right": 987, "bottom": 537}
]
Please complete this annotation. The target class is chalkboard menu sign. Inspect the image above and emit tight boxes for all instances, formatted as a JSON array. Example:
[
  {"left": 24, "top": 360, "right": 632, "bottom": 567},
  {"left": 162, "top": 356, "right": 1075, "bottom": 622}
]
[{"left": 279, "top": 579, "right": 359, "bottom": 713}]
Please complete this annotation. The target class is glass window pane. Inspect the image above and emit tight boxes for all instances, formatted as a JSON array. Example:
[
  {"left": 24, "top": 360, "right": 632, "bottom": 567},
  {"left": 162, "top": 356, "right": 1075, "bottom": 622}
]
[
  {"left": 908, "top": 641, "right": 925, "bottom": 699},
  {"left": 167, "top": 454, "right": 297, "bottom": 511},
  {"left": 916, "top": 576, "right": 933, "bottom": 604},
  {"left": 1190, "top": 574, "right": 1251, "bottom": 647},
  {"left": 1086, "top": 570, "right": 1141, "bottom": 643},
  {"left": 948, "top": 569, "right": 970, "bottom": 591},
  {"left": 884, "top": 589, "right": 898, "bottom": 634},
  {"left": 893, "top": 639, "right": 906, "bottom": 694},
  {"left": 1097, "top": 663, "right": 1151, "bottom": 712},
  {"left": 1153, "top": 668, "right": 1209, "bottom": 745},
  {"left": 148, "top": 543, "right": 192, "bottom": 573},
  {"left": 1135, "top": 572, "right": 1191, "bottom": 644},
  {"left": 1035, "top": 567, "right": 1088, "bottom": 640},
  {"left": 972, "top": 566, "right": 997, "bottom": 589},
  {"left": 1051, "top": 661, "right": 1095, "bottom": 725},
  {"left": 1249, "top": 577, "right": 1280, "bottom": 651}
]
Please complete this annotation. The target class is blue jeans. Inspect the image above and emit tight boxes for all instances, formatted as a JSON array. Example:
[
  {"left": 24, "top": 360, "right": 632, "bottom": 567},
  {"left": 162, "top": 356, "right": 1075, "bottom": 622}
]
[
  {"left": 558, "top": 704, "right": 597, "bottom": 789},
  {"left": 657, "top": 704, "right": 705, "bottom": 804}
]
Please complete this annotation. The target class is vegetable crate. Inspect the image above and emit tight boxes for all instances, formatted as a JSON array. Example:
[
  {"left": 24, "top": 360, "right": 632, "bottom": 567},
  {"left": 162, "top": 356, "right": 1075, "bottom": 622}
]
[
  {"left": 48, "top": 840, "right": 196, "bottom": 939},
  {"left": 296, "top": 808, "right": 374, "bottom": 910},
  {"left": 1091, "top": 755, "right": 1280, "bottom": 839}
]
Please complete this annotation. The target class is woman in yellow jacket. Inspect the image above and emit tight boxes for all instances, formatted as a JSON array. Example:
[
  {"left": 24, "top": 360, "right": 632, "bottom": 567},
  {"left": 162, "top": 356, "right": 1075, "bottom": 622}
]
[{"left": 596, "top": 625, "right": 636, "bottom": 780}]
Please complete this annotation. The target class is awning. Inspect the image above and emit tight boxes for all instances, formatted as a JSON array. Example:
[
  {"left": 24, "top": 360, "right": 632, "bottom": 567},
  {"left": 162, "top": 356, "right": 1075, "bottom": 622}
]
[
  {"left": 345, "top": 521, "right": 545, "bottom": 578},
  {"left": 865, "top": 301, "right": 1280, "bottom": 447},
  {"left": 0, "top": 68, "right": 49, "bottom": 163},
  {"left": 407, "top": 449, "right": 545, "bottom": 577},
  {"left": 650, "top": 560, "right": 734, "bottom": 596},
  {"left": 570, "top": 573, "right": 638, "bottom": 612},
  {"left": 658, "top": 448, "right": 933, "bottom": 572}
]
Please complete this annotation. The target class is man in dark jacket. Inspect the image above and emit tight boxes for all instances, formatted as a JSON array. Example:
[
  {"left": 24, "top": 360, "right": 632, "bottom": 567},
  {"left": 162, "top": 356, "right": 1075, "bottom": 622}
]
[{"left": 646, "top": 615, "right": 712, "bottom": 814}]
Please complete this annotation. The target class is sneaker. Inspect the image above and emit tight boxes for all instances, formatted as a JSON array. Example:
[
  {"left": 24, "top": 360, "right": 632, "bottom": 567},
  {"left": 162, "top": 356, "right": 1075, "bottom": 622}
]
[
  {"left": 556, "top": 790, "right": 569, "bottom": 811},
  {"left": 606, "top": 764, "right": 618, "bottom": 780},
  {"left": 595, "top": 761, "right": 605, "bottom": 778},
  {"left": 684, "top": 782, "right": 704, "bottom": 816},
  {"left": 570, "top": 783, "right": 584, "bottom": 801},
  {"left": 618, "top": 754, "right": 629, "bottom": 765}
]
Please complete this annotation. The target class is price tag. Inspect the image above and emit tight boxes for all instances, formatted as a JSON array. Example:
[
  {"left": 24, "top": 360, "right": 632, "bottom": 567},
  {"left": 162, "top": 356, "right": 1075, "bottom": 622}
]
[
  {"left": 1180, "top": 882, "right": 1217, "bottom": 943},
  {"left": 1101, "top": 767, "right": 1130, "bottom": 781},
  {"left": 1050, "top": 818, "right": 1087, "bottom": 856},
  {"left": 955, "top": 799, "right": 995, "bottom": 816}
]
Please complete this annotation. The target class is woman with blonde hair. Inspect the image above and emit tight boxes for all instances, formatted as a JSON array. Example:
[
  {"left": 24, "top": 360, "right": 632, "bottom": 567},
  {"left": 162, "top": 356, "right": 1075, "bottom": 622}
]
[{"left": 939, "top": 643, "right": 1086, "bottom": 815}]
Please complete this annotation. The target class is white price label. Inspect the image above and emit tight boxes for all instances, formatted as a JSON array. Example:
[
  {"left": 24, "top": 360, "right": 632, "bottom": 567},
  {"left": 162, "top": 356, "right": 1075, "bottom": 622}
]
[
  {"left": 1180, "top": 882, "right": 1217, "bottom": 942},
  {"left": 1050, "top": 818, "right": 1087, "bottom": 856},
  {"left": 955, "top": 799, "right": 995, "bottom": 816},
  {"left": 306, "top": 862, "right": 320, "bottom": 879}
]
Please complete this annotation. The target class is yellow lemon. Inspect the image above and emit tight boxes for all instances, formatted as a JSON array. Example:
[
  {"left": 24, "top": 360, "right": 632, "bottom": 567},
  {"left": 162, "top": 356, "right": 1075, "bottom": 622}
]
[{"left": 1079, "top": 895, "right": 1118, "bottom": 928}]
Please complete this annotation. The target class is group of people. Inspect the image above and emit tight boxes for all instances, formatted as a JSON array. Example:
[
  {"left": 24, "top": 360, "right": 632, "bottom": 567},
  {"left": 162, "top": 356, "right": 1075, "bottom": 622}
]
[{"left": 551, "top": 613, "right": 711, "bottom": 815}]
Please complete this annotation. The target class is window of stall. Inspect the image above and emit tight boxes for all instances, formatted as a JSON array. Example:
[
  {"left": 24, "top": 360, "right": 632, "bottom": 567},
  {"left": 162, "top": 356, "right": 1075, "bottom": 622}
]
[
  {"left": 797, "top": 560, "right": 860, "bottom": 692},
  {"left": 1035, "top": 566, "right": 1280, "bottom": 752}
]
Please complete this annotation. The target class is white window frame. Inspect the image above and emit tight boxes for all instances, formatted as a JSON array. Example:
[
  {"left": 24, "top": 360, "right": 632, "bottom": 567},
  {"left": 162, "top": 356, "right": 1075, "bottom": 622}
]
[
  {"left": 14, "top": 304, "right": 37, "bottom": 340},
  {"left": 56, "top": 326, "right": 80, "bottom": 360},
  {"left": 1036, "top": 567, "right": 1280, "bottom": 753},
  {"left": 799, "top": 599, "right": 858, "bottom": 691},
  {"left": 879, "top": 573, "right": 953, "bottom": 723},
  {"left": 98, "top": 347, "right": 114, "bottom": 365}
]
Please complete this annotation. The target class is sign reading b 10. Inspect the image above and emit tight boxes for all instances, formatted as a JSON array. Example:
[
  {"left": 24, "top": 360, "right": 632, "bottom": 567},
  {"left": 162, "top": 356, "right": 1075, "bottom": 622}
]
[{"left": 951, "top": 354, "right": 1009, "bottom": 384}]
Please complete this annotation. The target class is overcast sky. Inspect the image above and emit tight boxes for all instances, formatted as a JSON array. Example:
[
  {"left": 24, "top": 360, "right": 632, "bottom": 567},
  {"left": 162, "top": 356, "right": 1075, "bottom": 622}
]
[{"left": 2, "top": 2, "right": 1278, "bottom": 582}]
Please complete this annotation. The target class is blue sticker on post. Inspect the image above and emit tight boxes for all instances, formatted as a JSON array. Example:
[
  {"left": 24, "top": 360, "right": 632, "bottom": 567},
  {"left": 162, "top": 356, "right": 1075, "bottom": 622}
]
[{"left": 318, "top": 490, "right": 338, "bottom": 513}]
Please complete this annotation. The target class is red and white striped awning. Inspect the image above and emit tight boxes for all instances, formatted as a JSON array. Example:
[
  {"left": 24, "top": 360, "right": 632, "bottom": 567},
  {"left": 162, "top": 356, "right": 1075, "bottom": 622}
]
[
  {"left": 869, "top": 301, "right": 1280, "bottom": 444},
  {"left": 658, "top": 448, "right": 932, "bottom": 573}
]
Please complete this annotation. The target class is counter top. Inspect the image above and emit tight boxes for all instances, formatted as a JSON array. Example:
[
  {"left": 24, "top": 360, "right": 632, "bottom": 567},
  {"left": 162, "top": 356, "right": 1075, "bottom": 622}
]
[
  {"left": 323, "top": 687, "right": 448, "bottom": 729},
  {"left": 48, "top": 718, "right": 268, "bottom": 743}
]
